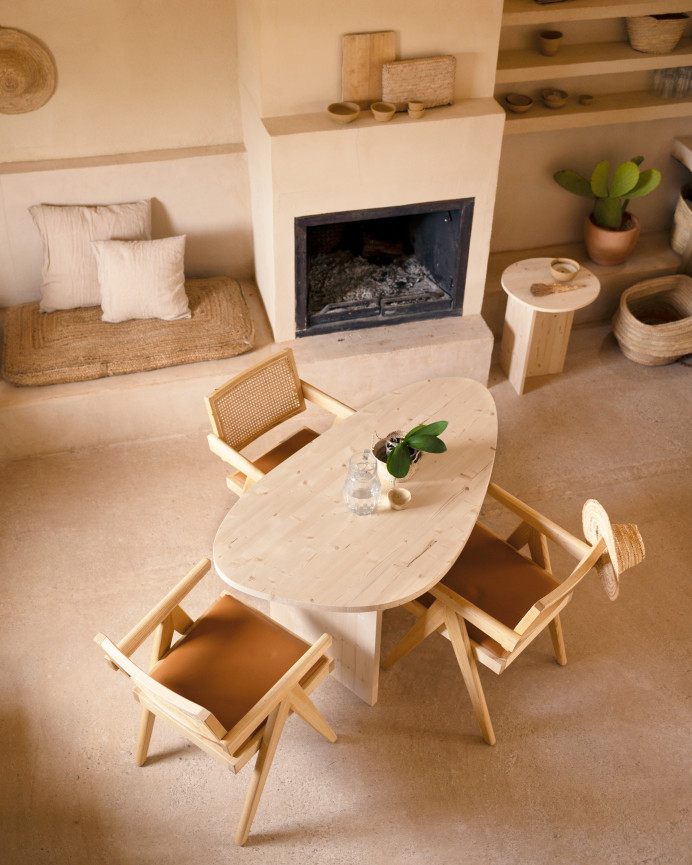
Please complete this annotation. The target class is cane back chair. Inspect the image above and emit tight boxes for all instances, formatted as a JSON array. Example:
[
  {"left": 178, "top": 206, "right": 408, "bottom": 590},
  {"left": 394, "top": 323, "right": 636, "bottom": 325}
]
[
  {"left": 205, "top": 348, "right": 355, "bottom": 495},
  {"left": 381, "top": 484, "right": 645, "bottom": 745},
  {"left": 94, "top": 558, "right": 337, "bottom": 845}
]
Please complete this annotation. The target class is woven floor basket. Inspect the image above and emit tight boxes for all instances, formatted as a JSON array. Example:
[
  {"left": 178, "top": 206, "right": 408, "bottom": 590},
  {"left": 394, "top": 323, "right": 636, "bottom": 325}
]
[
  {"left": 612, "top": 275, "right": 692, "bottom": 366},
  {"left": 626, "top": 14, "right": 689, "bottom": 54},
  {"left": 671, "top": 183, "right": 692, "bottom": 256}
]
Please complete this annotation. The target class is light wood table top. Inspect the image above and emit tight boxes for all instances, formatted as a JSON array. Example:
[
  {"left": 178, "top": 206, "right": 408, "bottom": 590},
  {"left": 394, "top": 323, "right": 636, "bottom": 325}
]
[
  {"left": 213, "top": 377, "right": 498, "bottom": 613},
  {"left": 501, "top": 257, "right": 600, "bottom": 313}
]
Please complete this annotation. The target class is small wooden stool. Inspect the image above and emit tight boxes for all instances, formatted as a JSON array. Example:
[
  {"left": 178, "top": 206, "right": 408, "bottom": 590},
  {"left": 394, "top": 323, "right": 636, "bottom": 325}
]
[{"left": 500, "top": 258, "right": 600, "bottom": 395}]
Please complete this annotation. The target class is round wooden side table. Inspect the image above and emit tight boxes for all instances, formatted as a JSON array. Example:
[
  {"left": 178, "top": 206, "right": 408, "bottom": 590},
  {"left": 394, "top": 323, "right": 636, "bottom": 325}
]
[{"left": 500, "top": 257, "right": 600, "bottom": 395}]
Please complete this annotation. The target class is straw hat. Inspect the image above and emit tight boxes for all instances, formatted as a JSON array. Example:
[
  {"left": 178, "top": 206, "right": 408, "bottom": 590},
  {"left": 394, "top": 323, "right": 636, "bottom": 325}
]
[
  {"left": 582, "top": 499, "right": 646, "bottom": 600},
  {"left": 0, "top": 27, "right": 56, "bottom": 114}
]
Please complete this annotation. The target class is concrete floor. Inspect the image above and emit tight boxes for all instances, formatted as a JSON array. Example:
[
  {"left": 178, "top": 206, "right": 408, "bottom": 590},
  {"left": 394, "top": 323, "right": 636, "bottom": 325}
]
[{"left": 1, "top": 324, "right": 690, "bottom": 864}]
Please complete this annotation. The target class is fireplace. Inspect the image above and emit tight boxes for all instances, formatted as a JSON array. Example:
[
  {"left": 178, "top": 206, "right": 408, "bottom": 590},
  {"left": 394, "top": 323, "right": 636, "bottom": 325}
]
[{"left": 295, "top": 198, "right": 474, "bottom": 337}]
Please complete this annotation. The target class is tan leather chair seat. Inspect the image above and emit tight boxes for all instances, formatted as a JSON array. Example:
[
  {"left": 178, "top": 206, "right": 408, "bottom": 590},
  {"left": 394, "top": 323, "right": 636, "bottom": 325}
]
[
  {"left": 421, "top": 523, "right": 560, "bottom": 658},
  {"left": 152, "top": 594, "right": 310, "bottom": 731},
  {"left": 230, "top": 428, "right": 319, "bottom": 488}
]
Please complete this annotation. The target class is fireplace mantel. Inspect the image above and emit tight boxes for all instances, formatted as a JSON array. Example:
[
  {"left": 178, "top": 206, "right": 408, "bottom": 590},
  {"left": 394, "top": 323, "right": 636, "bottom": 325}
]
[{"left": 242, "top": 94, "right": 505, "bottom": 341}]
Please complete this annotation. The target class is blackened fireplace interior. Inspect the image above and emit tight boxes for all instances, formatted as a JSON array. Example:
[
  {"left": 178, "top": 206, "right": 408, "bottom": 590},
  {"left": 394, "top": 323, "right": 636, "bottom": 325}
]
[{"left": 295, "top": 198, "right": 474, "bottom": 336}]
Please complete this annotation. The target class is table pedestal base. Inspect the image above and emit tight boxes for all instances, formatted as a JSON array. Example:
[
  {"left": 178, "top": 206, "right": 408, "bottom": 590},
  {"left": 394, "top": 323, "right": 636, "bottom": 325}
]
[
  {"left": 269, "top": 603, "right": 382, "bottom": 706},
  {"left": 500, "top": 296, "right": 575, "bottom": 395}
]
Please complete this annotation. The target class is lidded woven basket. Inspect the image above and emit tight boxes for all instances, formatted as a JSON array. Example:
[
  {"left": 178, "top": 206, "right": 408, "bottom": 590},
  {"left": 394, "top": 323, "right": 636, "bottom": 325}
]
[{"left": 626, "top": 13, "right": 689, "bottom": 54}]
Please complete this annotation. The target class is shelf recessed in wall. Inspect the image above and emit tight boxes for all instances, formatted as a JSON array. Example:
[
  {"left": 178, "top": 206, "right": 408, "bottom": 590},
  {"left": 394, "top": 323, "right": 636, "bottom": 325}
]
[
  {"left": 497, "top": 38, "right": 692, "bottom": 84},
  {"left": 502, "top": 0, "right": 692, "bottom": 27},
  {"left": 500, "top": 90, "right": 692, "bottom": 133}
]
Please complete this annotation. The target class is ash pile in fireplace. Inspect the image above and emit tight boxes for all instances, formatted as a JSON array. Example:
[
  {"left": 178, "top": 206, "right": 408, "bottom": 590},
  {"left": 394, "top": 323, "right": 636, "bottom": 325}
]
[{"left": 307, "top": 249, "right": 447, "bottom": 316}]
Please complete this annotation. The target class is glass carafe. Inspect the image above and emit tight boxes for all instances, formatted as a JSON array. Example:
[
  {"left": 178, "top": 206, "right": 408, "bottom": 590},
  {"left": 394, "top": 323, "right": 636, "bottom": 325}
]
[{"left": 343, "top": 451, "right": 381, "bottom": 515}]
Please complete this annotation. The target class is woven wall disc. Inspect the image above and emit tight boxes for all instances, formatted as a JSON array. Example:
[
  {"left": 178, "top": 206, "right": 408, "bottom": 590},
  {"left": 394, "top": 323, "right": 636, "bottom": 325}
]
[{"left": 0, "top": 28, "right": 56, "bottom": 114}]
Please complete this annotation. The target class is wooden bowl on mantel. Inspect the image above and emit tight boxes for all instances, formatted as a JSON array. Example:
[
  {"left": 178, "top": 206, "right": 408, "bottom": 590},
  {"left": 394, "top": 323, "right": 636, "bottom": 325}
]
[{"left": 327, "top": 102, "right": 360, "bottom": 123}]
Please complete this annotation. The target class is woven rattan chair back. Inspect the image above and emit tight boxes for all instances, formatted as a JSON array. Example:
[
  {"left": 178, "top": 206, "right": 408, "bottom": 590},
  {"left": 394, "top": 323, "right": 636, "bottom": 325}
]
[{"left": 206, "top": 349, "right": 307, "bottom": 451}]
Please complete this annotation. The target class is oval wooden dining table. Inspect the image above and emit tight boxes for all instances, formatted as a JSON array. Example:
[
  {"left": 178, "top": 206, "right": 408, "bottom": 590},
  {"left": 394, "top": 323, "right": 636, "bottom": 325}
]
[{"left": 213, "top": 377, "right": 498, "bottom": 705}]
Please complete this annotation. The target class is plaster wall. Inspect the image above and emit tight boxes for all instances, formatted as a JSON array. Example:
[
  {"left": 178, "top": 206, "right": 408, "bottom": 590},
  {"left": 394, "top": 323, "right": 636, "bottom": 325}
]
[
  {"left": 236, "top": 0, "right": 503, "bottom": 118},
  {"left": 0, "top": 0, "right": 242, "bottom": 162},
  {"left": 0, "top": 150, "right": 254, "bottom": 308},
  {"left": 491, "top": 116, "right": 692, "bottom": 252}
]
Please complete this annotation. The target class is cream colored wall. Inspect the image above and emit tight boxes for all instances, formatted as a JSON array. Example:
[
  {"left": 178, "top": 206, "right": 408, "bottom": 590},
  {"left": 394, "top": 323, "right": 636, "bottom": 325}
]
[
  {"left": 491, "top": 117, "right": 692, "bottom": 252},
  {"left": 0, "top": 150, "right": 254, "bottom": 307},
  {"left": 0, "top": 0, "right": 242, "bottom": 161},
  {"left": 236, "top": 0, "right": 503, "bottom": 117},
  {"left": 0, "top": 0, "right": 254, "bottom": 307}
]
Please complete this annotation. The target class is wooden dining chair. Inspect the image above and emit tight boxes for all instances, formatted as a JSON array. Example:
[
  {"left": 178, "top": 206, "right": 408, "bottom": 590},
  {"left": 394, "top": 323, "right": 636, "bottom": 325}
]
[
  {"left": 381, "top": 484, "right": 645, "bottom": 745},
  {"left": 94, "top": 558, "right": 337, "bottom": 846},
  {"left": 205, "top": 348, "right": 355, "bottom": 495}
]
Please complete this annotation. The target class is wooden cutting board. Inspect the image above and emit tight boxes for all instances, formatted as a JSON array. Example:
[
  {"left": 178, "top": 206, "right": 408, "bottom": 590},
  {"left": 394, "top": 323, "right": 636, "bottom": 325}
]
[{"left": 341, "top": 31, "right": 396, "bottom": 109}]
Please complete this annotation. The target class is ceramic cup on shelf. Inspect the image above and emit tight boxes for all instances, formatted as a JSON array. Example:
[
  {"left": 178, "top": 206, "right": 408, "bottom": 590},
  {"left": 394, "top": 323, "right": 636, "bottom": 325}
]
[
  {"left": 539, "top": 30, "right": 563, "bottom": 56},
  {"left": 407, "top": 100, "right": 425, "bottom": 119}
]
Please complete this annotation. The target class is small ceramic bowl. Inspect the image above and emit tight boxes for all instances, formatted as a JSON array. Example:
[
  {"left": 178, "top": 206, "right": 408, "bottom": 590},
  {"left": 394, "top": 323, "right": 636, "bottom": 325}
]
[
  {"left": 504, "top": 93, "right": 533, "bottom": 114},
  {"left": 370, "top": 101, "right": 396, "bottom": 122},
  {"left": 388, "top": 487, "right": 412, "bottom": 510},
  {"left": 327, "top": 102, "right": 360, "bottom": 123},
  {"left": 541, "top": 88, "right": 568, "bottom": 109},
  {"left": 408, "top": 101, "right": 425, "bottom": 112},
  {"left": 579, "top": 94, "right": 594, "bottom": 106},
  {"left": 550, "top": 258, "right": 581, "bottom": 282}
]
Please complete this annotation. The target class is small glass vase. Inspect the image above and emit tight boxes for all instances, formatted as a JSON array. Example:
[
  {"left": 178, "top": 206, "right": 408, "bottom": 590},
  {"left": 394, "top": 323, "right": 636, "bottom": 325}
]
[{"left": 343, "top": 451, "right": 381, "bottom": 515}]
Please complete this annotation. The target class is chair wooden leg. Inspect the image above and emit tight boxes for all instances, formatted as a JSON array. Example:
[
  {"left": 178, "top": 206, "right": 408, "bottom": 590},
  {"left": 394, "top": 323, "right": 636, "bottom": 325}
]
[
  {"left": 288, "top": 685, "right": 337, "bottom": 743},
  {"left": 445, "top": 613, "right": 496, "bottom": 746},
  {"left": 135, "top": 708, "right": 156, "bottom": 766},
  {"left": 549, "top": 614, "right": 568, "bottom": 666},
  {"left": 380, "top": 603, "right": 446, "bottom": 670},
  {"left": 235, "top": 698, "right": 291, "bottom": 846}
]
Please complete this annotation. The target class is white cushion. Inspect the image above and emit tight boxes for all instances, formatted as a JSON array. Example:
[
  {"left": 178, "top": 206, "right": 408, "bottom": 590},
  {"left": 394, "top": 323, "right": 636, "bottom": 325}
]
[
  {"left": 92, "top": 236, "right": 190, "bottom": 323},
  {"left": 29, "top": 200, "right": 152, "bottom": 312}
]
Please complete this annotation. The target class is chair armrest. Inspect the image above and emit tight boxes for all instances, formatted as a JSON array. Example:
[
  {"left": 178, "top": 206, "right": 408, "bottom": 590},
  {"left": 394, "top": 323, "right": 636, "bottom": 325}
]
[
  {"left": 207, "top": 434, "right": 265, "bottom": 483},
  {"left": 113, "top": 558, "right": 211, "bottom": 658},
  {"left": 487, "top": 483, "right": 591, "bottom": 560},
  {"left": 430, "top": 584, "right": 520, "bottom": 653},
  {"left": 95, "top": 633, "right": 214, "bottom": 724},
  {"left": 300, "top": 380, "right": 355, "bottom": 421}
]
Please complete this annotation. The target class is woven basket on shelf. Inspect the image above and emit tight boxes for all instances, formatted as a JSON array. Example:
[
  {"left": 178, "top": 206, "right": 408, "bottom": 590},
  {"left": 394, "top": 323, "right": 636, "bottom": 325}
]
[
  {"left": 612, "top": 275, "right": 692, "bottom": 366},
  {"left": 671, "top": 183, "right": 692, "bottom": 256},
  {"left": 625, "top": 14, "right": 689, "bottom": 54}
]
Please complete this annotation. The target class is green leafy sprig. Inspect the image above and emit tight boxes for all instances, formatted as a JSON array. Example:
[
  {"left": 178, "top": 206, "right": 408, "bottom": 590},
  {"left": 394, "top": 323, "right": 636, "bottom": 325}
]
[{"left": 386, "top": 420, "right": 448, "bottom": 479}]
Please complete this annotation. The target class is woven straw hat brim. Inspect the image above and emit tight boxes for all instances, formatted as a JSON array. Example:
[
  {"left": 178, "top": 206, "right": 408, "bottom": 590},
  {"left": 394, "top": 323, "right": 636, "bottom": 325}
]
[
  {"left": 582, "top": 499, "right": 646, "bottom": 600},
  {"left": 0, "top": 28, "right": 56, "bottom": 114}
]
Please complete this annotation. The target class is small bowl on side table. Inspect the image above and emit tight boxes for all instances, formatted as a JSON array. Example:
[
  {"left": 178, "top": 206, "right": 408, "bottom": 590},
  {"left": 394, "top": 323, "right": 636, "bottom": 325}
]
[{"left": 550, "top": 258, "right": 581, "bottom": 282}]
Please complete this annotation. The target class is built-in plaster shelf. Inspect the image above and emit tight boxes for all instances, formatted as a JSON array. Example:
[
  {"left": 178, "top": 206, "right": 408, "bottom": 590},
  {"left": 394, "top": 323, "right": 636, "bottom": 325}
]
[
  {"left": 497, "top": 37, "right": 692, "bottom": 83},
  {"left": 503, "top": 0, "right": 691, "bottom": 26},
  {"left": 262, "top": 98, "right": 502, "bottom": 137},
  {"left": 501, "top": 89, "right": 692, "bottom": 133}
]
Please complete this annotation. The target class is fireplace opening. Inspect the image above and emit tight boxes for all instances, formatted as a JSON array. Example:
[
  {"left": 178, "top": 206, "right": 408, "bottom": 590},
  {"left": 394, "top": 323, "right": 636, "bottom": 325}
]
[{"left": 295, "top": 198, "right": 474, "bottom": 336}]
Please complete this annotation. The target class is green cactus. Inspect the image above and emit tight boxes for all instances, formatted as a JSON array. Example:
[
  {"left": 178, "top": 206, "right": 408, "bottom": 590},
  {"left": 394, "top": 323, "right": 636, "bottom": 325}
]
[{"left": 554, "top": 156, "right": 661, "bottom": 230}]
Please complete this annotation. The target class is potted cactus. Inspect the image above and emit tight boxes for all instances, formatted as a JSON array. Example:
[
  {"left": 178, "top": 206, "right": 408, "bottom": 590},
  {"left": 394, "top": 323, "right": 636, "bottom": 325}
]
[{"left": 553, "top": 156, "right": 661, "bottom": 265}]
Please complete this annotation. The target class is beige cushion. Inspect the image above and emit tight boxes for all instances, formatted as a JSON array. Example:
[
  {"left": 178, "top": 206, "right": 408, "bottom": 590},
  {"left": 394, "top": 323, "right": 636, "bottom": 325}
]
[
  {"left": 29, "top": 200, "right": 152, "bottom": 312},
  {"left": 230, "top": 428, "right": 319, "bottom": 487},
  {"left": 92, "top": 235, "right": 190, "bottom": 323},
  {"left": 419, "top": 523, "right": 561, "bottom": 659},
  {"left": 151, "top": 593, "right": 310, "bottom": 731}
]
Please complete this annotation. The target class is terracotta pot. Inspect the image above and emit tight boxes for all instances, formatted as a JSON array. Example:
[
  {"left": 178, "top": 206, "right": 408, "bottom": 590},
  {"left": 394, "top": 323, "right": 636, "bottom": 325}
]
[{"left": 583, "top": 212, "right": 641, "bottom": 266}]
